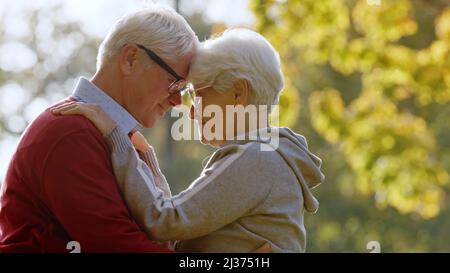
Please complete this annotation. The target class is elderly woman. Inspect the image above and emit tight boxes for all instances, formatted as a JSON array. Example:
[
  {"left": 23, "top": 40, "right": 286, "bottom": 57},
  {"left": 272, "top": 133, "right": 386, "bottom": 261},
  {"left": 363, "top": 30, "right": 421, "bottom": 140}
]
[{"left": 53, "top": 28, "right": 324, "bottom": 252}]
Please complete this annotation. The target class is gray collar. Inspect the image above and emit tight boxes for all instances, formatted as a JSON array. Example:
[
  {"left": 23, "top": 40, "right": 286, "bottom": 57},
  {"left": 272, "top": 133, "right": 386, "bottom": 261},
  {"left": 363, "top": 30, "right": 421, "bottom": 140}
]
[{"left": 71, "top": 77, "right": 142, "bottom": 134}]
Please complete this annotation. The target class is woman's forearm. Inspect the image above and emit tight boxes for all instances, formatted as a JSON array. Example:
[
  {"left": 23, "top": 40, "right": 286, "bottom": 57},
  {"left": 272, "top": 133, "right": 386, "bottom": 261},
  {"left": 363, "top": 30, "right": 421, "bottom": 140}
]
[
  {"left": 137, "top": 148, "right": 171, "bottom": 198},
  {"left": 104, "top": 126, "right": 272, "bottom": 242}
]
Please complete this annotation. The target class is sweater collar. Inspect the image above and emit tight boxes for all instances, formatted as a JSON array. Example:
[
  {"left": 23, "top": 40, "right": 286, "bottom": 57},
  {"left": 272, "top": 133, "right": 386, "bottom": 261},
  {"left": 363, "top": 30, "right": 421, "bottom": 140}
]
[{"left": 71, "top": 77, "right": 142, "bottom": 134}]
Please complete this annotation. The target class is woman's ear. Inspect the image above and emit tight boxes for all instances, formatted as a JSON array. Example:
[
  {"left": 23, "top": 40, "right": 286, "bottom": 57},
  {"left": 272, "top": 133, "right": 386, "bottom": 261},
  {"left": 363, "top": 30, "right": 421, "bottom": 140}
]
[
  {"left": 119, "top": 44, "right": 139, "bottom": 75},
  {"left": 233, "top": 79, "right": 249, "bottom": 105}
]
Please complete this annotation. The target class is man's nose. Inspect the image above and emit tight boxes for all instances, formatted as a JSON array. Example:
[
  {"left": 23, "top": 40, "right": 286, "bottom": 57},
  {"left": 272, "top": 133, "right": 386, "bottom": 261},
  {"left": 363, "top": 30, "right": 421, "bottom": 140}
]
[{"left": 168, "top": 92, "right": 182, "bottom": 107}]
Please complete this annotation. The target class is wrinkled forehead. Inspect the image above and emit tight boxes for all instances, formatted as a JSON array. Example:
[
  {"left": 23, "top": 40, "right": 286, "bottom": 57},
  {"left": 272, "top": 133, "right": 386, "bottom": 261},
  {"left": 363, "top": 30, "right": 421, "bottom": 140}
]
[
  {"left": 186, "top": 50, "right": 214, "bottom": 84},
  {"left": 188, "top": 68, "right": 216, "bottom": 90},
  {"left": 171, "top": 52, "right": 195, "bottom": 79}
]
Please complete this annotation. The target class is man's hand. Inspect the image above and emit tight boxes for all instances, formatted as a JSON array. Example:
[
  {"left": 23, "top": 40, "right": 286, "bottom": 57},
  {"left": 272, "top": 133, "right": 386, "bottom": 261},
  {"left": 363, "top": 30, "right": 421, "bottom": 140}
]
[{"left": 51, "top": 102, "right": 116, "bottom": 136}]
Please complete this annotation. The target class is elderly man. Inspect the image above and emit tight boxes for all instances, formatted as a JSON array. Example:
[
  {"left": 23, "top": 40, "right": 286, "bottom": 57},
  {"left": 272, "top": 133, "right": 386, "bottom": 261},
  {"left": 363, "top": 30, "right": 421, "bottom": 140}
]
[{"left": 0, "top": 7, "right": 197, "bottom": 252}]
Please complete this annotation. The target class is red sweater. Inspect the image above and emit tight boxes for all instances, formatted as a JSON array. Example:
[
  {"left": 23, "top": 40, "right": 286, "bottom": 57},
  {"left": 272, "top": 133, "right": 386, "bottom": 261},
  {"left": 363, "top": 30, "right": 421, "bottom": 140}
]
[{"left": 0, "top": 98, "right": 171, "bottom": 252}]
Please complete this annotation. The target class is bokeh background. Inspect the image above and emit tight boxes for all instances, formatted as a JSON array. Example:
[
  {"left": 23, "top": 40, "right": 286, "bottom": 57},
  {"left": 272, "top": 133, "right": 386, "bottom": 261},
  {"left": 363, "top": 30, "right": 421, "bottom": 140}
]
[{"left": 1, "top": 0, "right": 449, "bottom": 252}]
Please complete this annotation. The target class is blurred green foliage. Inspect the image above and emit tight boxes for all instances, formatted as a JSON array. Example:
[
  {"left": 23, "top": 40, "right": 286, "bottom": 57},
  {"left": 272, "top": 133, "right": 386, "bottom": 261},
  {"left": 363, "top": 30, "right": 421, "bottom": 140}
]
[{"left": 250, "top": 0, "right": 450, "bottom": 251}]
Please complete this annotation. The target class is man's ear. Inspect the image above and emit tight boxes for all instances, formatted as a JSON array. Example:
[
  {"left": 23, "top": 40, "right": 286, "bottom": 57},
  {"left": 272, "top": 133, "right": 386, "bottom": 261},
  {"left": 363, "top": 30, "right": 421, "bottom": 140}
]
[
  {"left": 119, "top": 44, "right": 139, "bottom": 75},
  {"left": 233, "top": 79, "right": 249, "bottom": 105}
]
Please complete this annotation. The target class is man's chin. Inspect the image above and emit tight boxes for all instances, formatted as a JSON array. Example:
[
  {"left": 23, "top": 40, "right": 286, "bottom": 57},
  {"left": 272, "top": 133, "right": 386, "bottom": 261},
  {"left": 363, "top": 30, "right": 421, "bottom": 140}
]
[{"left": 199, "top": 135, "right": 223, "bottom": 148}]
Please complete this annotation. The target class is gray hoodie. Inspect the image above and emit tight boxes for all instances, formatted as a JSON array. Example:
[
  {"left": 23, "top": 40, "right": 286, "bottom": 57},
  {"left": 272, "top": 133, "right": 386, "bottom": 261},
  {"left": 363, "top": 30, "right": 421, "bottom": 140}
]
[{"left": 105, "top": 126, "right": 324, "bottom": 253}]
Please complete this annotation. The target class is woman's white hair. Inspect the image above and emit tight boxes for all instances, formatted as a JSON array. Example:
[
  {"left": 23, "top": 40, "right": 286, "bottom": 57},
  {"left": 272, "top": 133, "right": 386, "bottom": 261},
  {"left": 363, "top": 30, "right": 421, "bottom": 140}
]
[
  {"left": 96, "top": 6, "right": 198, "bottom": 70},
  {"left": 188, "top": 28, "right": 284, "bottom": 110}
]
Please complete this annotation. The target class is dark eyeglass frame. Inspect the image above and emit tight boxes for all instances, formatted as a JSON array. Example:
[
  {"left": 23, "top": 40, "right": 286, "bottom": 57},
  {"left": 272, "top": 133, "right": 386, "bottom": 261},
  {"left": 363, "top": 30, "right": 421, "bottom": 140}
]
[{"left": 136, "top": 44, "right": 187, "bottom": 94}]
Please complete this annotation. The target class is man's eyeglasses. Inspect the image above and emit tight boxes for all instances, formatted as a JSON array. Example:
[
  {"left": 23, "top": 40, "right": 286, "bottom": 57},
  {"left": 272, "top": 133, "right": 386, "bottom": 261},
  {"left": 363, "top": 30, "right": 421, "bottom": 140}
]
[
  {"left": 187, "top": 84, "right": 212, "bottom": 108},
  {"left": 137, "top": 44, "right": 192, "bottom": 95}
]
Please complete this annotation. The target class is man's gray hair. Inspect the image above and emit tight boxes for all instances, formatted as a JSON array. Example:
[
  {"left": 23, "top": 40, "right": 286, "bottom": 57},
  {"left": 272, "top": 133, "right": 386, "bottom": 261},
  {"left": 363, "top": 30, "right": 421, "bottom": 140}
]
[
  {"left": 188, "top": 28, "right": 284, "bottom": 110},
  {"left": 96, "top": 6, "right": 198, "bottom": 70}
]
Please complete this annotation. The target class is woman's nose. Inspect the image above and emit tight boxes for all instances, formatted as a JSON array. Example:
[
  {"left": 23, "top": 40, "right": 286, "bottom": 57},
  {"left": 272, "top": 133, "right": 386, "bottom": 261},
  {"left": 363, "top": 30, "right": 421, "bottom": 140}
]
[
  {"left": 189, "top": 105, "right": 194, "bottom": 120},
  {"left": 168, "top": 92, "right": 182, "bottom": 106}
]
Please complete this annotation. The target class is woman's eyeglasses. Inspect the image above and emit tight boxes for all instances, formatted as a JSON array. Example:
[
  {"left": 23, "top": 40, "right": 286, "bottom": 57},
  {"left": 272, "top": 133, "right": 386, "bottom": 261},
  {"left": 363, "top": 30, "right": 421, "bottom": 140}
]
[{"left": 187, "top": 85, "right": 212, "bottom": 108}]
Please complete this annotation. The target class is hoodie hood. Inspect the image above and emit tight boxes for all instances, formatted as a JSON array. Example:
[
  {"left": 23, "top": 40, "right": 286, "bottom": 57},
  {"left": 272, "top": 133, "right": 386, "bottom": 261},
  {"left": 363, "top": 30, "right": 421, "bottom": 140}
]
[
  {"left": 222, "top": 127, "right": 325, "bottom": 213},
  {"left": 274, "top": 127, "right": 324, "bottom": 212}
]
